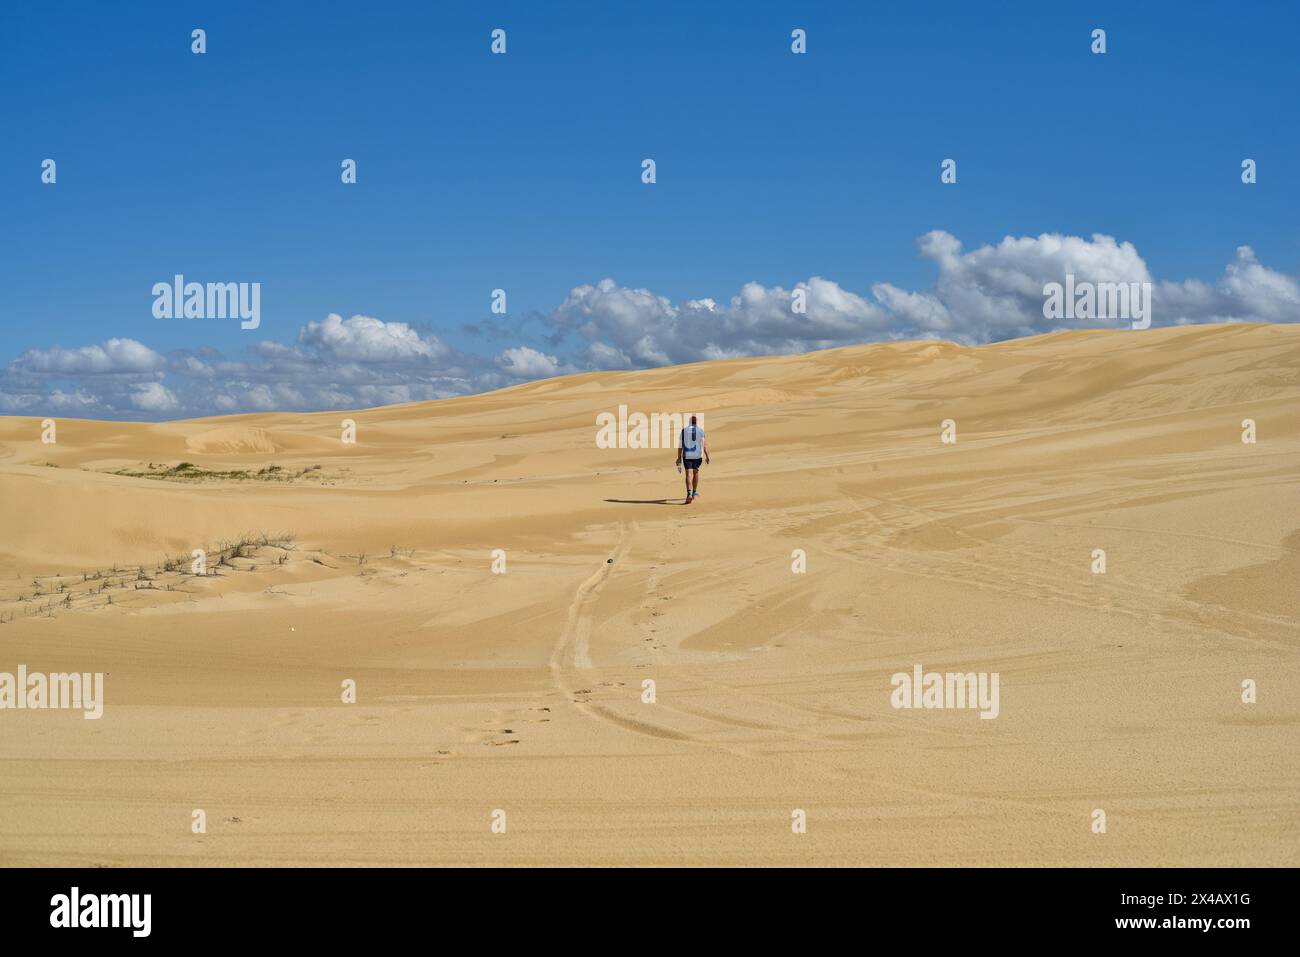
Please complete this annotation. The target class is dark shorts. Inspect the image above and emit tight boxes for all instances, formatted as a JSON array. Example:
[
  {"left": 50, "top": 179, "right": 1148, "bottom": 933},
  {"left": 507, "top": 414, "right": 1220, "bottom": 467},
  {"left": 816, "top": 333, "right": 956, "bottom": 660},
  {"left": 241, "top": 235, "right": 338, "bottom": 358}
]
[{"left": 683, "top": 459, "right": 702, "bottom": 471}]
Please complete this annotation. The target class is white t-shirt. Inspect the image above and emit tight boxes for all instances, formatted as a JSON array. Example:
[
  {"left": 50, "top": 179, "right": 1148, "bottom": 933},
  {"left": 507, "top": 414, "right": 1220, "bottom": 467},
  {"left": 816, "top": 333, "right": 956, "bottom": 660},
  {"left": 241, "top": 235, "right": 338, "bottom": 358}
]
[{"left": 680, "top": 425, "right": 705, "bottom": 459}]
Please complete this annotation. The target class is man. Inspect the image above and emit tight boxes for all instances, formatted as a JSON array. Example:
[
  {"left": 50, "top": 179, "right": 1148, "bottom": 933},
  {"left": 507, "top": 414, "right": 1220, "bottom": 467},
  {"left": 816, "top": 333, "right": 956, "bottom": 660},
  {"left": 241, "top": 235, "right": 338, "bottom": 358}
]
[{"left": 675, "top": 414, "right": 710, "bottom": 503}]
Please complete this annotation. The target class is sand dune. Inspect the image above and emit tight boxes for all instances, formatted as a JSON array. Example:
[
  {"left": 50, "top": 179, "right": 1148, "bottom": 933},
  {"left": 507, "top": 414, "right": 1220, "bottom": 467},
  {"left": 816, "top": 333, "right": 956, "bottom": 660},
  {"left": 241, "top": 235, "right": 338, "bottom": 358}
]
[
  {"left": 184, "top": 425, "right": 280, "bottom": 455},
  {"left": 1, "top": 322, "right": 1297, "bottom": 865}
]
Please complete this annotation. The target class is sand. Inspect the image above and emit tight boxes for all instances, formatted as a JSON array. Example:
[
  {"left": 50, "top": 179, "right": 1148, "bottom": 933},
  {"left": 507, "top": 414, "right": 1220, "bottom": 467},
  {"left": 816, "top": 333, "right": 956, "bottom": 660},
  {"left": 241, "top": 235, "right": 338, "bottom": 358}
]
[{"left": 0, "top": 322, "right": 1297, "bottom": 866}]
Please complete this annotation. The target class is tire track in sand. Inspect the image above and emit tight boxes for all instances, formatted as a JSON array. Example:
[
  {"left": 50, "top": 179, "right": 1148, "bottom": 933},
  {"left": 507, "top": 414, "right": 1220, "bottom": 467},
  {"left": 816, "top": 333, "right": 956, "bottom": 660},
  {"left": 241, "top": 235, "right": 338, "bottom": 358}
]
[{"left": 549, "top": 522, "right": 696, "bottom": 743}]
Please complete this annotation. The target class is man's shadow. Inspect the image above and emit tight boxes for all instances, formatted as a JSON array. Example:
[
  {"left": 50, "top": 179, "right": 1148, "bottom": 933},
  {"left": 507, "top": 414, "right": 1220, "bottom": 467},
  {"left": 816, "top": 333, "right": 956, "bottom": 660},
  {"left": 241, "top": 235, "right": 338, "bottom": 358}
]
[{"left": 604, "top": 498, "right": 687, "bottom": 506}]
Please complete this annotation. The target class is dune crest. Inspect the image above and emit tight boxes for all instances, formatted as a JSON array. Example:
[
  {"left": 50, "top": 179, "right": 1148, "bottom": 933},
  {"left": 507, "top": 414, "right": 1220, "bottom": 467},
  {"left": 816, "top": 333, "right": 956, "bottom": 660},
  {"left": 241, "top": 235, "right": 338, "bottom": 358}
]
[{"left": 185, "top": 425, "right": 280, "bottom": 454}]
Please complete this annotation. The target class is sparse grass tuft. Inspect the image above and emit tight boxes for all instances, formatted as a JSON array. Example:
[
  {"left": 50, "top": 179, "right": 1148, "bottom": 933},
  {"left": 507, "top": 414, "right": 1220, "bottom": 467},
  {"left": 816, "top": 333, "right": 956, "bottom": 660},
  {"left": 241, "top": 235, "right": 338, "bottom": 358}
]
[
  {"left": 3, "top": 529, "right": 306, "bottom": 621},
  {"left": 112, "top": 461, "right": 336, "bottom": 484}
]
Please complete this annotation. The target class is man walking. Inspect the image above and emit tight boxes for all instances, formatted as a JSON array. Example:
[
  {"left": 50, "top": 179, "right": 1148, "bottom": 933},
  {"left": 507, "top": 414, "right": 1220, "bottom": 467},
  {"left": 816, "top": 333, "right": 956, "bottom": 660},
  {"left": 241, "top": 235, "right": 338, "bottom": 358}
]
[{"left": 675, "top": 415, "right": 710, "bottom": 504}]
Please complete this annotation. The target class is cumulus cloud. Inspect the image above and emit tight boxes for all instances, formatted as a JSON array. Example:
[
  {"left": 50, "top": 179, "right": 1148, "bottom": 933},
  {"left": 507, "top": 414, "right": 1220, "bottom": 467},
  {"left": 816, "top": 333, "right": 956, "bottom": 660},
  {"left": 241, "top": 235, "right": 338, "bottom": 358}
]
[
  {"left": 0, "top": 388, "right": 99, "bottom": 413},
  {"left": 17, "top": 337, "right": 165, "bottom": 375},
  {"left": 0, "top": 315, "right": 487, "bottom": 420},
  {"left": 299, "top": 313, "right": 448, "bottom": 363},
  {"left": 547, "top": 234, "right": 1297, "bottom": 364},
  {"left": 495, "top": 346, "right": 563, "bottom": 378},
  {"left": 869, "top": 283, "right": 954, "bottom": 333},
  {"left": 552, "top": 275, "right": 892, "bottom": 368},
  {"left": 879, "top": 230, "right": 1157, "bottom": 342},
  {"left": 875, "top": 231, "right": 1298, "bottom": 342},
  {"left": 1158, "top": 246, "right": 1300, "bottom": 324},
  {"left": 129, "top": 381, "right": 179, "bottom": 411}
]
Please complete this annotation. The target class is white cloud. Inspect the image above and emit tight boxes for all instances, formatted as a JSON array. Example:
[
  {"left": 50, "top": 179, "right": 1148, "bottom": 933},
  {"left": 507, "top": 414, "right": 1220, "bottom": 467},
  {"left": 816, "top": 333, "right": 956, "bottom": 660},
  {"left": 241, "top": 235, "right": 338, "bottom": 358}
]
[
  {"left": 899, "top": 230, "right": 1155, "bottom": 342},
  {"left": 0, "top": 389, "right": 99, "bottom": 412},
  {"left": 871, "top": 283, "right": 954, "bottom": 332},
  {"left": 18, "top": 337, "right": 165, "bottom": 374},
  {"left": 553, "top": 280, "right": 678, "bottom": 366},
  {"left": 547, "top": 236, "right": 1297, "bottom": 367},
  {"left": 1158, "top": 246, "right": 1300, "bottom": 324},
  {"left": 495, "top": 346, "right": 562, "bottom": 378},
  {"left": 880, "top": 232, "right": 1299, "bottom": 341},
  {"left": 129, "top": 381, "right": 178, "bottom": 411},
  {"left": 585, "top": 340, "right": 633, "bottom": 370},
  {"left": 551, "top": 275, "right": 891, "bottom": 368},
  {"left": 298, "top": 314, "right": 447, "bottom": 363}
]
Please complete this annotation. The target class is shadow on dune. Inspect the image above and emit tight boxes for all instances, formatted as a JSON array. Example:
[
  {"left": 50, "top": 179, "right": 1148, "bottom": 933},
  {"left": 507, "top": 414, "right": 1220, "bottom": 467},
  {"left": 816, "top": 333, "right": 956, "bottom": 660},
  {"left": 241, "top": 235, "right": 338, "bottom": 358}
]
[{"left": 604, "top": 498, "right": 686, "bottom": 506}]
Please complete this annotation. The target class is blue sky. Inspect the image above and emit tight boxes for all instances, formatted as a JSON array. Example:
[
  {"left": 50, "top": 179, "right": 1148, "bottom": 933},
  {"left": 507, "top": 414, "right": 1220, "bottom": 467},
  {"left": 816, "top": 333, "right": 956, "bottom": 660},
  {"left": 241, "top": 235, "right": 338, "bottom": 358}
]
[{"left": 2, "top": 0, "right": 1297, "bottom": 419}]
